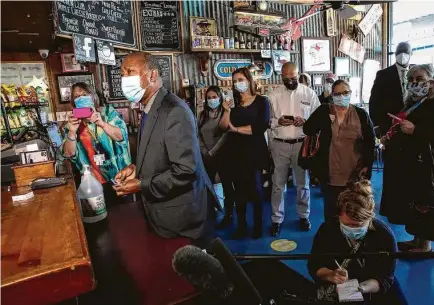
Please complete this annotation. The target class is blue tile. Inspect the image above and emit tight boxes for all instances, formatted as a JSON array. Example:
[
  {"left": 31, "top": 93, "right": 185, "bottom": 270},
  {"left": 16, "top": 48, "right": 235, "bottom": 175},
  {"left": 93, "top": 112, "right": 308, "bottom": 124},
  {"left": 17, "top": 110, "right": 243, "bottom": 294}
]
[{"left": 215, "top": 172, "right": 434, "bottom": 305}]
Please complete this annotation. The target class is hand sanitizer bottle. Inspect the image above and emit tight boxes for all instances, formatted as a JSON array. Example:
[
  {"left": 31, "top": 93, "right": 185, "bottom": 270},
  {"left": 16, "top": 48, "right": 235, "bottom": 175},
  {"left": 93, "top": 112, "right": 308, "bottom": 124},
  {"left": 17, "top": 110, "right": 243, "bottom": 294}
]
[{"left": 77, "top": 165, "right": 107, "bottom": 223}]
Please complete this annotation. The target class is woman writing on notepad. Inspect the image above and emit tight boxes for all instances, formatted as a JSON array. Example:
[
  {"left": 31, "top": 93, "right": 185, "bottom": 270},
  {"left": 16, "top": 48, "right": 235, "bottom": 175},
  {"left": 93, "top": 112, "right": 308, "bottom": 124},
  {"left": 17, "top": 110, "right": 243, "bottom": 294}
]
[{"left": 307, "top": 180, "right": 408, "bottom": 305}]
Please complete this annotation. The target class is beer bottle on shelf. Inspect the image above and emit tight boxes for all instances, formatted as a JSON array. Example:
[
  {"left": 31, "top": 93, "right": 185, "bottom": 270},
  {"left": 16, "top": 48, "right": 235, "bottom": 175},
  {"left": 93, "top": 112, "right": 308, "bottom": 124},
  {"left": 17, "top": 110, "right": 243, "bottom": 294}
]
[
  {"left": 240, "top": 34, "right": 246, "bottom": 49},
  {"left": 234, "top": 32, "right": 240, "bottom": 49},
  {"left": 266, "top": 37, "right": 271, "bottom": 50},
  {"left": 246, "top": 37, "right": 252, "bottom": 49}
]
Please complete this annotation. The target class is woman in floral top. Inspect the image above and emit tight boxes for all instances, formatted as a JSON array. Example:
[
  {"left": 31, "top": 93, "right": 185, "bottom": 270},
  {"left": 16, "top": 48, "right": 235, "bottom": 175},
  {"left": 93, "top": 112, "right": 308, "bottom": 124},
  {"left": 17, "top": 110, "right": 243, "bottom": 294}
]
[{"left": 61, "top": 82, "right": 131, "bottom": 189}]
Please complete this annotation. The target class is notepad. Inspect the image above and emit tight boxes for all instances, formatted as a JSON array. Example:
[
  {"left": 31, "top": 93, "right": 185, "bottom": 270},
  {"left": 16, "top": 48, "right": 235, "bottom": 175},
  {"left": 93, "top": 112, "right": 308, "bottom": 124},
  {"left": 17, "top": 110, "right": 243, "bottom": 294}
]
[{"left": 336, "top": 279, "right": 364, "bottom": 303}]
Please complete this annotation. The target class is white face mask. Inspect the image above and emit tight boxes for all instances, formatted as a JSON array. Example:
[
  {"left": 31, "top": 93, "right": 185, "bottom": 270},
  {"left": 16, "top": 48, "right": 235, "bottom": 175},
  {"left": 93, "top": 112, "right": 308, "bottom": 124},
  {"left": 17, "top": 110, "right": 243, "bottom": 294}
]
[
  {"left": 121, "top": 75, "right": 146, "bottom": 103},
  {"left": 396, "top": 53, "right": 410, "bottom": 67}
]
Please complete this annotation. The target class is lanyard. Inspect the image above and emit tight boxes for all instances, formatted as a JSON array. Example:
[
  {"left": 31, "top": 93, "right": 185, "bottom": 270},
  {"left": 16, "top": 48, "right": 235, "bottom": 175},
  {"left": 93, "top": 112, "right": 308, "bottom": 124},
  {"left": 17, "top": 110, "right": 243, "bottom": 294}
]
[{"left": 82, "top": 122, "right": 102, "bottom": 154}]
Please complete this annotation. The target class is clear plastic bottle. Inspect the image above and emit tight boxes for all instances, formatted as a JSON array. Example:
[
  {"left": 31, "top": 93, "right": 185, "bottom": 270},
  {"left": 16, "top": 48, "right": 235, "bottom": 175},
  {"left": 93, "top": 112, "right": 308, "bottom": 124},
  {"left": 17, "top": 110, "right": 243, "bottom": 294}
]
[{"left": 77, "top": 165, "right": 107, "bottom": 223}]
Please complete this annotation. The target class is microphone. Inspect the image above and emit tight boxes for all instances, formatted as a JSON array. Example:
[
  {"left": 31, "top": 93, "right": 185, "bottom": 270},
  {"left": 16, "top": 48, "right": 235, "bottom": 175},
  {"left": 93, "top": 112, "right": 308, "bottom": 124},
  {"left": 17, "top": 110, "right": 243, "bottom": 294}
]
[
  {"left": 211, "top": 238, "right": 264, "bottom": 305},
  {"left": 172, "top": 245, "right": 234, "bottom": 300}
]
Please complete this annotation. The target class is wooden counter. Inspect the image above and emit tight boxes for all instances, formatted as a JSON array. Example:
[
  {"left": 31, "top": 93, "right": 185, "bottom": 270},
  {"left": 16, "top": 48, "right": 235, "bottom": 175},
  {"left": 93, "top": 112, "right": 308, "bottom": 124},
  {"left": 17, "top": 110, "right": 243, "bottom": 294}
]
[{"left": 1, "top": 179, "right": 95, "bottom": 305}]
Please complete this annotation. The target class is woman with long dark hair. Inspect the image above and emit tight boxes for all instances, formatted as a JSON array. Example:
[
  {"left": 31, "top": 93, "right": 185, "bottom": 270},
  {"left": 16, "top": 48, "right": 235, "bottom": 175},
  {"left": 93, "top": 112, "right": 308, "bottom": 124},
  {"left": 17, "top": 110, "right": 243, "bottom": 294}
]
[
  {"left": 198, "top": 85, "right": 235, "bottom": 228},
  {"left": 219, "top": 67, "right": 270, "bottom": 239}
]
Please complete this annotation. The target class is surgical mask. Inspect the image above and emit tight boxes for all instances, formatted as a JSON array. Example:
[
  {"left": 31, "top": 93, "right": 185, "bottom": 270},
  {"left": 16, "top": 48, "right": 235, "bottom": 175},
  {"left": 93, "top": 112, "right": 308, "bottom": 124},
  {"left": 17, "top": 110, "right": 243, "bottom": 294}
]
[
  {"left": 332, "top": 95, "right": 351, "bottom": 107},
  {"left": 396, "top": 53, "right": 410, "bottom": 67},
  {"left": 74, "top": 96, "right": 94, "bottom": 108},
  {"left": 340, "top": 222, "right": 368, "bottom": 240},
  {"left": 122, "top": 75, "right": 146, "bottom": 103},
  {"left": 234, "top": 81, "right": 248, "bottom": 93},
  {"left": 283, "top": 78, "right": 298, "bottom": 90},
  {"left": 207, "top": 98, "right": 220, "bottom": 109},
  {"left": 407, "top": 81, "right": 430, "bottom": 98}
]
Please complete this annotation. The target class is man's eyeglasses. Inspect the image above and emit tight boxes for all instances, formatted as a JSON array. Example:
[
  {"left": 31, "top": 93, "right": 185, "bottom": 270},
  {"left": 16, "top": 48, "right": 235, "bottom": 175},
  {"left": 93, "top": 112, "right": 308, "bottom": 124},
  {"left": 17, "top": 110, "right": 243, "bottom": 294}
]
[{"left": 332, "top": 90, "right": 352, "bottom": 97}]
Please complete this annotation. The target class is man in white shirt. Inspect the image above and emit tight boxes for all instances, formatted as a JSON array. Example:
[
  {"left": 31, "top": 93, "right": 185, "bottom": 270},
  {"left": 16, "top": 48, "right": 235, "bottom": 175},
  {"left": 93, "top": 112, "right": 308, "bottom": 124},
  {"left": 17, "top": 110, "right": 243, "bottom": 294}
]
[{"left": 269, "top": 62, "right": 320, "bottom": 235}]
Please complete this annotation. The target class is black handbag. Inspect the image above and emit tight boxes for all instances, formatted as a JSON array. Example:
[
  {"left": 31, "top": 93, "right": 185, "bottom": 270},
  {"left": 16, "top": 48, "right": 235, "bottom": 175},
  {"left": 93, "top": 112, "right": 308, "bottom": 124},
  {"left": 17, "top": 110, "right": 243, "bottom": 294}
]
[{"left": 298, "top": 134, "right": 320, "bottom": 171}]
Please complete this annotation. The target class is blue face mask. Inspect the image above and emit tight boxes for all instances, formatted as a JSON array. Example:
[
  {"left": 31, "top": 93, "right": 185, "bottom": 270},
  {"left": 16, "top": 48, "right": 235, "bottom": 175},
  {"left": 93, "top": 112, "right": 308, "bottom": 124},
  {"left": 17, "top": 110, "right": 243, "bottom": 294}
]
[
  {"left": 207, "top": 98, "right": 220, "bottom": 110},
  {"left": 340, "top": 221, "right": 368, "bottom": 240},
  {"left": 74, "top": 96, "right": 94, "bottom": 108},
  {"left": 332, "top": 95, "right": 351, "bottom": 107},
  {"left": 234, "top": 81, "right": 248, "bottom": 93}
]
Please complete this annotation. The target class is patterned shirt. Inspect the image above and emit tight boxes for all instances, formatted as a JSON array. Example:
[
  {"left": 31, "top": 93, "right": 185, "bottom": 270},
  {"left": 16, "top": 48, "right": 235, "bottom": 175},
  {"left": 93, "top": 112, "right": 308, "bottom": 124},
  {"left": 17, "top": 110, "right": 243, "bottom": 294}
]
[{"left": 60, "top": 104, "right": 131, "bottom": 184}]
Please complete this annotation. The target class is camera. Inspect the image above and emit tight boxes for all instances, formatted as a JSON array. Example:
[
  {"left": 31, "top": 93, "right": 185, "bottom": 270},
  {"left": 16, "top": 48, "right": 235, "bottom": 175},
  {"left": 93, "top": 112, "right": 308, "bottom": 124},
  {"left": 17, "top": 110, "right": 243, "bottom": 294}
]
[{"left": 38, "top": 49, "right": 49, "bottom": 59}]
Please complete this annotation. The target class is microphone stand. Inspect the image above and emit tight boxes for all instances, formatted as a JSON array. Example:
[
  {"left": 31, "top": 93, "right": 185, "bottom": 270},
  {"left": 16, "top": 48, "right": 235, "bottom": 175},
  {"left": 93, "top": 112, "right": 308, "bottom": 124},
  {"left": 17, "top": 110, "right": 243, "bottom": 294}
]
[{"left": 234, "top": 251, "right": 434, "bottom": 261}]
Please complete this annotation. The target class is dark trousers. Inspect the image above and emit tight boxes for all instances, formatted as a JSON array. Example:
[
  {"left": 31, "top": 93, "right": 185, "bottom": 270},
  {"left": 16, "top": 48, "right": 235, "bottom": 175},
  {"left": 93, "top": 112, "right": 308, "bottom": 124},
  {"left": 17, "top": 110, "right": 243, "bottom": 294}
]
[
  {"left": 323, "top": 184, "right": 347, "bottom": 221},
  {"left": 203, "top": 154, "right": 235, "bottom": 217},
  {"left": 232, "top": 168, "right": 263, "bottom": 230}
]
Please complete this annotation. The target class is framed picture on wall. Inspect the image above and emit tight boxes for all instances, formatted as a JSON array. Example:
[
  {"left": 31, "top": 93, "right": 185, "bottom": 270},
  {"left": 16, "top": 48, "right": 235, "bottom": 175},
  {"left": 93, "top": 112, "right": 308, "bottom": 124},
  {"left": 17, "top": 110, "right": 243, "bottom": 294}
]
[
  {"left": 313, "top": 75, "right": 323, "bottom": 86},
  {"left": 57, "top": 74, "right": 94, "bottom": 104},
  {"left": 301, "top": 37, "right": 331, "bottom": 73},
  {"left": 334, "top": 57, "right": 350, "bottom": 76},
  {"left": 60, "top": 53, "right": 88, "bottom": 73}
]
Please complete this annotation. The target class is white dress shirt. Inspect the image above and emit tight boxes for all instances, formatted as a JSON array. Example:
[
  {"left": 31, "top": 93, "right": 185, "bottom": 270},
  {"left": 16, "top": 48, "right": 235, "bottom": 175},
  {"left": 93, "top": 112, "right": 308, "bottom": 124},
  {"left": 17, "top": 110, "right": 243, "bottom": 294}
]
[
  {"left": 395, "top": 63, "right": 408, "bottom": 93},
  {"left": 269, "top": 84, "right": 320, "bottom": 140}
]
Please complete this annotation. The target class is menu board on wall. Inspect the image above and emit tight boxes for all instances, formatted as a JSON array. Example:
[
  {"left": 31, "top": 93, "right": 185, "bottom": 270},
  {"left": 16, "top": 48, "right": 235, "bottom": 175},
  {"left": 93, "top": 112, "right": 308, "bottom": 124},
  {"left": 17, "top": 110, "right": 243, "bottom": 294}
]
[
  {"left": 154, "top": 55, "right": 174, "bottom": 91},
  {"left": 106, "top": 56, "right": 125, "bottom": 100},
  {"left": 54, "top": 0, "right": 137, "bottom": 48},
  {"left": 105, "top": 54, "right": 174, "bottom": 101},
  {"left": 140, "top": 1, "right": 182, "bottom": 51}
]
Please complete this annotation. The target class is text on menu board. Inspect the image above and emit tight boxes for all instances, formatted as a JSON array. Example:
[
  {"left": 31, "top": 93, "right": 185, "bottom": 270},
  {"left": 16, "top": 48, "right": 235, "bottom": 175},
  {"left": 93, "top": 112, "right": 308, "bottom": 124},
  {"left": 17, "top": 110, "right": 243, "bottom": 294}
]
[
  {"left": 140, "top": 1, "right": 182, "bottom": 51},
  {"left": 106, "top": 56, "right": 124, "bottom": 100},
  {"left": 105, "top": 55, "right": 173, "bottom": 100},
  {"left": 54, "top": 0, "right": 136, "bottom": 47}
]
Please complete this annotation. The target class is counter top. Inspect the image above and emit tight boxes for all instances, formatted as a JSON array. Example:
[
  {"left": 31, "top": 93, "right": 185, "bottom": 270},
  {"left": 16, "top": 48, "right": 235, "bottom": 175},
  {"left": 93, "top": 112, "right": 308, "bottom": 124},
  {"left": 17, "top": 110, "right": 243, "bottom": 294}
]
[{"left": 1, "top": 179, "right": 95, "bottom": 305}]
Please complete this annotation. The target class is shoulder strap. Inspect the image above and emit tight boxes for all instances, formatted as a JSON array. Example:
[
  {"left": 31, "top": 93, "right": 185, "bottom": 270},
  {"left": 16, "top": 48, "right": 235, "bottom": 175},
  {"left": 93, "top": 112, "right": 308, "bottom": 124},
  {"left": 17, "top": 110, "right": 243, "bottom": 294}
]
[{"left": 405, "top": 96, "right": 428, "bottom": 116}]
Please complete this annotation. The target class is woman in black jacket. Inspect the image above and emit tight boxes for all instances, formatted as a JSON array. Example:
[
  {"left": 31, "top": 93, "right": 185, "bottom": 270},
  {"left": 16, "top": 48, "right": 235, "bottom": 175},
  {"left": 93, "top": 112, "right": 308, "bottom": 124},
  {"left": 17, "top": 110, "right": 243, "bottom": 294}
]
[
  {"left": 380, "top": 64, "right": 434, "bottom": 252},
  {"left": 303, "top": 80, "right": 375, "bottom": 221}
]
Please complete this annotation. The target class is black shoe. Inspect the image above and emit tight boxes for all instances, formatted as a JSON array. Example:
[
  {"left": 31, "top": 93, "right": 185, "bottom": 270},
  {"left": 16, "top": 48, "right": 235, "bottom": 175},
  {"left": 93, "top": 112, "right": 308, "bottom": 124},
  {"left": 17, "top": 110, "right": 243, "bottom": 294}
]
[
  {"left": 216, "top": 215, "right": 232, "bottom": 229},
  {"left": 270, "top": 223, "right": 281, "bottom": 237},
  {"left": 300, "top": 218, "right": 311, "bottom": 231},
  {"left": 231, "top": 226, "right": 247, "bottom": 240}
]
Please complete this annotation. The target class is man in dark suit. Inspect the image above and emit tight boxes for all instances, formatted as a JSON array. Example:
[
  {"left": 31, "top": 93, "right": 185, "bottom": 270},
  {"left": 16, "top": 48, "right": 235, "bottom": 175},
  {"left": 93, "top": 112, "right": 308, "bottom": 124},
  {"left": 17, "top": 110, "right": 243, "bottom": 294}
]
[
  {"left": 113, "top": 52, "right": 221, "bottom": 247},
  {"left": 369, "top": 42, "right": 412, "bottom": 136}
]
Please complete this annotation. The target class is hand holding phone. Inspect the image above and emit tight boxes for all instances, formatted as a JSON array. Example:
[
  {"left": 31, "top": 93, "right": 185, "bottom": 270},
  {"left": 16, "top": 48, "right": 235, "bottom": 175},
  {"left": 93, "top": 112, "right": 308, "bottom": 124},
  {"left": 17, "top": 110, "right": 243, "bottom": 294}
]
[{"left": 111, "top": 178, "right": 120, "bottom": 186}]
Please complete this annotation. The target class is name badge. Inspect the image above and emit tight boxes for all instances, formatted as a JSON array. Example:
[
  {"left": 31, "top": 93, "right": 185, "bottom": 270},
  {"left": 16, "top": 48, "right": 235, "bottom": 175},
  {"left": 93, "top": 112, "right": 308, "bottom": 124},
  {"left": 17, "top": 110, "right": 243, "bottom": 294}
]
[{"left": 94, "top": 154, "right": 105, "bottom": 166}]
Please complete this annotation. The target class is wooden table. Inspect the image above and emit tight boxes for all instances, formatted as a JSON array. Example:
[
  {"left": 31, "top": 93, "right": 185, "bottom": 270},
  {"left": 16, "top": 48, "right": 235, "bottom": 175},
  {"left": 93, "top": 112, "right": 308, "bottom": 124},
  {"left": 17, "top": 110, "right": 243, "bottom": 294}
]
[{"left": 1, "top": 179, "right": 95, "bottom": 305}]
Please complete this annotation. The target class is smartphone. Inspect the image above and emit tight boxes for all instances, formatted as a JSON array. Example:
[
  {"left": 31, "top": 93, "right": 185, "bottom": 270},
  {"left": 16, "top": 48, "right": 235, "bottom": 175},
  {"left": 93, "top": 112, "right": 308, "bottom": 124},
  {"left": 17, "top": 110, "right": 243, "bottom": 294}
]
[
  {"left": 73, "top": 107, "right": 93, "bottom": 119},
  {"left": 111, "top": 178, "right": 119, "bottom": 186},
  {"left": 283, "top": 115, "right": 295, "bottom": 121},
  {"left": 223, "top": 90, "right": 235, "bottom": 108}
]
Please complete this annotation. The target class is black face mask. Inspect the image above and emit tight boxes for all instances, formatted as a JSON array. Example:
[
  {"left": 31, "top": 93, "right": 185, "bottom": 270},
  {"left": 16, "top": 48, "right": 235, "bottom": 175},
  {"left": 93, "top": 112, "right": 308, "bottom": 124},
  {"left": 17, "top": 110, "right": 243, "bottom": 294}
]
[{"left": 283, "top": 78, "right": 298, "bottom": 90}]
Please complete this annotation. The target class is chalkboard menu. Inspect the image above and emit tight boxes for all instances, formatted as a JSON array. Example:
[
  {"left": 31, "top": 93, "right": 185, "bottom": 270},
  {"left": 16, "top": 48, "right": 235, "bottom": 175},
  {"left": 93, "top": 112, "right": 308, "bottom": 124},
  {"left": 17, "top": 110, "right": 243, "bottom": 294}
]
[
  {"left": 54, "top": 0, "right": 137, "bottom": 48},
  {"left": 154, "top": 55, "right": 174, "bottom": 92},
  {"left": 105, "top": 54, "right": 173, "bottom": 101},
  {"left": 140, "top": 1, "right": 182, "bottom": 51},
  {"left": 106, "top": 56, "right": 124, "bottom": 100}
]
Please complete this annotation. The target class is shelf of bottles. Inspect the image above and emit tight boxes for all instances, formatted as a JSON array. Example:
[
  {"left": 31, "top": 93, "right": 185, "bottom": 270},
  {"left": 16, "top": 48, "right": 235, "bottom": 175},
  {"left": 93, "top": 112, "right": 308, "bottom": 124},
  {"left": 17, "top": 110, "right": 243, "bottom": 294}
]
[{"left": 191, "top": 31, "right": 295, "bottom": 53}]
